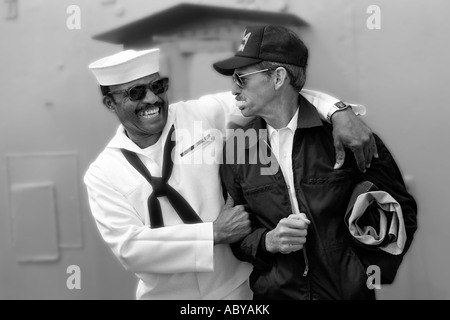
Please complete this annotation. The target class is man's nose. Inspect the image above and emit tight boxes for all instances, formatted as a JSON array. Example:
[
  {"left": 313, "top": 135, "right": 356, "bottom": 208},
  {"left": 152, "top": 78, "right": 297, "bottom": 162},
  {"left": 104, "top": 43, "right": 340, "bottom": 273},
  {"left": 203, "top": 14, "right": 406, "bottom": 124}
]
[
  {"left": 231, "top": 82, "right": 242, "bottom": 96},
  {"left": 141, "top": 88, "right": 159, "bottom": 104}
]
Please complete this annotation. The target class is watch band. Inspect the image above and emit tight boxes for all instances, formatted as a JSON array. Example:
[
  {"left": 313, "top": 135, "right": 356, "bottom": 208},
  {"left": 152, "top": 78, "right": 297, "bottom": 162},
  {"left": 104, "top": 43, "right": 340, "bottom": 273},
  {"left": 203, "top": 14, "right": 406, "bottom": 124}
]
[{"left": 326, "top": 101, "right": 352, "bottom": 122}]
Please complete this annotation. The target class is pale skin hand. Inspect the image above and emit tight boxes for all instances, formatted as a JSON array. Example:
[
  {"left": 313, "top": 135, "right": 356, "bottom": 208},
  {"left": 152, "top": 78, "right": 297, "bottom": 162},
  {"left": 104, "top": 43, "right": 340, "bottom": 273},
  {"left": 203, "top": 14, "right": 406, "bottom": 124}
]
[
  {"left": 265, "top": 213, "right": 311, "bottom": 254},
  {"left": 331, "top": 109, "right": 379, "bottom": 173},
  {"left": 213, "top": 195, "right": 252, "bottom": 245}
]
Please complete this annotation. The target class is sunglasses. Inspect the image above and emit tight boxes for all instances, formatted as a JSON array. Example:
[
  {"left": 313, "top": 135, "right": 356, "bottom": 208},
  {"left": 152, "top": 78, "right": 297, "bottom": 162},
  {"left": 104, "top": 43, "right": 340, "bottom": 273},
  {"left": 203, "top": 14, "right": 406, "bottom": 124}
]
[
  {"left": 232, "top": 68, "right": 272, "bottom": 88},
  {"left": 108, "top": 77, "right": 169, "bottom": 101}
]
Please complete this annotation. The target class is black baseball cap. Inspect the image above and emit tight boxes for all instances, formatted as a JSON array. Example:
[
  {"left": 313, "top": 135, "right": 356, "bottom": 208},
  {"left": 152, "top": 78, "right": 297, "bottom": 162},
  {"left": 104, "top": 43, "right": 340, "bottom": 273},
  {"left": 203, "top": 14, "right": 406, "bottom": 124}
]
[{"left": 213, "top": 25, "right": 308, "bottom": 76}]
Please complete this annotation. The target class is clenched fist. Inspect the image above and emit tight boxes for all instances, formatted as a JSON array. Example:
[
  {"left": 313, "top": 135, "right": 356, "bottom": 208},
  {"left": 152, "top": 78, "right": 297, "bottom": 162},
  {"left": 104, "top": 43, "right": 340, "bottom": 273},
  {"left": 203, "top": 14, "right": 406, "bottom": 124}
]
[
  {"left": 213, "top": 194, "right": 252, "bottom": 244},
  {"left": 265, "top": 213, "right": 310, "bottom": 254}
]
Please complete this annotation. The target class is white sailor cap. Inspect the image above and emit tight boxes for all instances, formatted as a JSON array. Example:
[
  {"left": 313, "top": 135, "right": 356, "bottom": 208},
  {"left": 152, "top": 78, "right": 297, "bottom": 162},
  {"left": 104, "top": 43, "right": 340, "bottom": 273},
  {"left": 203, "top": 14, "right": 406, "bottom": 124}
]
[{"left": 88, "top": 48, "right": 160, "bottom": 86}]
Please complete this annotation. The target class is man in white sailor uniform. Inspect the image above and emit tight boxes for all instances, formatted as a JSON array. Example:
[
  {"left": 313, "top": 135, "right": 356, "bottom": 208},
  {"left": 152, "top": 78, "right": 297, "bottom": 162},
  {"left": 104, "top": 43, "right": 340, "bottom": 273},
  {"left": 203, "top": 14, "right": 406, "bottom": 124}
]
[{"left": 84, "top": 48, "right": 376, "bottom": 300}]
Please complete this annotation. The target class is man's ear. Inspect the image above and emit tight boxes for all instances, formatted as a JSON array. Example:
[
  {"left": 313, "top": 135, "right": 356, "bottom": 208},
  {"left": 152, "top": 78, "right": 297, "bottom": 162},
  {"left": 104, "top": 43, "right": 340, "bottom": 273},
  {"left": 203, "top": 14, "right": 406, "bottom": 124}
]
[
  {"left": 273, "top": 67, "right": 288, "bottom": 90},
  {"left": 103, "top": 95, "right": 116, "bottom": 112}
]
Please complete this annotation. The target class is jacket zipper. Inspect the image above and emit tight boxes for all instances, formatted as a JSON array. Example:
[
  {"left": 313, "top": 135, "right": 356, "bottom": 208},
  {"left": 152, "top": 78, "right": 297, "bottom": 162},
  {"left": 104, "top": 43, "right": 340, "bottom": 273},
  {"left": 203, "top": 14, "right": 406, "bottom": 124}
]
[
  {"left": 302, "top": 246, "right": 309, "bottom": 277},
  {"left": 264, "top": 138, "right": 310, "bottom": 277}
]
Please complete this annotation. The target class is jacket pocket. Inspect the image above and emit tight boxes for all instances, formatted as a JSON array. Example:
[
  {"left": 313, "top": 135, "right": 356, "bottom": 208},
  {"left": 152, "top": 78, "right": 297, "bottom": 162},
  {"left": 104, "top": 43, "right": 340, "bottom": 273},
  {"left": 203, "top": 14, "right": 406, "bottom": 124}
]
[
  {"left": 305, "top": 169, "right": 352, "bottom": 185},
  {"left": 251, "top": 253, "right": 305, "bottom": 300},
  {"left": 243, "top": 184, "right": 273, "bottom": 197},
  {"left": 323, "top": 242, "right": 375, "bottom": 300}
]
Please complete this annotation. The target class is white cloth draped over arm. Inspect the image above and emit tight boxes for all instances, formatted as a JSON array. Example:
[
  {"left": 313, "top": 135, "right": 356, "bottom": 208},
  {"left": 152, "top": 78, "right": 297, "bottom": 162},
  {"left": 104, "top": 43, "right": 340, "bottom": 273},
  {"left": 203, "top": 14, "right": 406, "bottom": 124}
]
[{"left": 345, "top": 190, "right": 407, "bottom": 255}]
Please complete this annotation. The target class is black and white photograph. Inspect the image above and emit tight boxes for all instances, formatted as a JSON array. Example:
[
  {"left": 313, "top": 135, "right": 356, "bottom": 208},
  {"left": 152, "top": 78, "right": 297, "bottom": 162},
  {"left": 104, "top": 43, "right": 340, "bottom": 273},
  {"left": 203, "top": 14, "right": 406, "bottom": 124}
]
[{"left": 0, "top": 0, "right": 448, "bottom": 307}]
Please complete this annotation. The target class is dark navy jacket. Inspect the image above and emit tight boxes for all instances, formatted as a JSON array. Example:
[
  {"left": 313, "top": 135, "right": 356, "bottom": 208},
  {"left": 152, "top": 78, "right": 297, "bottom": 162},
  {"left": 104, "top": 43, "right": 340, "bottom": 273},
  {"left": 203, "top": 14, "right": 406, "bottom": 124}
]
[{"left": 220, "top": 94, "right": 417, "bottom": 300}]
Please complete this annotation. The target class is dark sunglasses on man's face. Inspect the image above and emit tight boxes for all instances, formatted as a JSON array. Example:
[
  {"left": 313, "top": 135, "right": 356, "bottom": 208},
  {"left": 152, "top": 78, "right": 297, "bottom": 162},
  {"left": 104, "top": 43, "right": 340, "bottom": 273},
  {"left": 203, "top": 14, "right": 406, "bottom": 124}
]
[
  {"left": 108, "top": 77, "right": 169, "bottom": 101},
  {"left": 232, "top": 69, "right": 271, "bottom": 88}
]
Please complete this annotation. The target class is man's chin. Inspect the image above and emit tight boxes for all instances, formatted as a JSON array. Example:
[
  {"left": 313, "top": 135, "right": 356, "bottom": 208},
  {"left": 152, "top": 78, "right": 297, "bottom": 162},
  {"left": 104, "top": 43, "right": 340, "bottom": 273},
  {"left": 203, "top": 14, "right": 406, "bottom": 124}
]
[{"left": 239, "top": 108, "right": 252, "bottom": 117}]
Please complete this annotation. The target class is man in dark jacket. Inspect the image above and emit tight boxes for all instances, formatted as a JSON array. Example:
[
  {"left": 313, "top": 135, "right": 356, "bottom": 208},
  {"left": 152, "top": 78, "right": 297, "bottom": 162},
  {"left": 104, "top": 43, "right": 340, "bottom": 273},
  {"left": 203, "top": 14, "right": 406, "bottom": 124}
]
[{"left": 214, "top": 25, "right": 417, "bottom": 300}]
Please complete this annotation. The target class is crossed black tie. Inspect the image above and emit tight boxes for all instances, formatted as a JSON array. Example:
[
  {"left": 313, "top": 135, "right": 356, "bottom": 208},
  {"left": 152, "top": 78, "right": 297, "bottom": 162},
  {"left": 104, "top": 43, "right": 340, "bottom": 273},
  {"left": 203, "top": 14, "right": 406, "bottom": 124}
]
[{"left": 121, "top": 125, "right": 202, "bottom": 228}]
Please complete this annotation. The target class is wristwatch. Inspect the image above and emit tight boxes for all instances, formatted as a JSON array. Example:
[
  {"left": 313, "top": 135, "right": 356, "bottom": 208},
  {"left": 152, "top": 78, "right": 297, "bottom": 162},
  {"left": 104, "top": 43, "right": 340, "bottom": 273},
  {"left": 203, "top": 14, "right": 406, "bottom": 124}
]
[{"left": 326, "top": 101, "right": 352, "bottom": 122}]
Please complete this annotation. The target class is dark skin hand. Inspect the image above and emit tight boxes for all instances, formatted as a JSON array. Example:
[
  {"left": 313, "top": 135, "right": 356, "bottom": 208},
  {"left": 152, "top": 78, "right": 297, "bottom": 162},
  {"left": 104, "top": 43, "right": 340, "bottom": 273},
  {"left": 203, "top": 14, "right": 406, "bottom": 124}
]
[{"left": 213, "top": 194, "right": 252, "bottom": 244}]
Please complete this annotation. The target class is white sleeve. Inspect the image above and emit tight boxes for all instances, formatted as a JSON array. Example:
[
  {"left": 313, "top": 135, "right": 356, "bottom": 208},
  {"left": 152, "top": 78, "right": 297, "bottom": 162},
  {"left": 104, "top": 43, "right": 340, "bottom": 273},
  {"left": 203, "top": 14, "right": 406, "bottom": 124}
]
[
  {"left": 301, "top": 88, "right": 366, "bottom": 122},
  {"left": 180, "top": 92, "right": 254, "bottom": 138},
  {"left": 84, "top": 165, "right": 214, "bottom": 275},
  {"left": 185, "top": 90, "right": 366, "bottom": 130}
]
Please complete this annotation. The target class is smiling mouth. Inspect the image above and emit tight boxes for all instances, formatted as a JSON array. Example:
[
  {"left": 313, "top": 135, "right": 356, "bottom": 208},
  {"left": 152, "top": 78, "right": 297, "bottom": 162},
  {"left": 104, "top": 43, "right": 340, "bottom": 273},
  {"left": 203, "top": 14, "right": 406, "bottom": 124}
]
[{"left": 138, "top": 105, "right": 160, "bottom": 119}]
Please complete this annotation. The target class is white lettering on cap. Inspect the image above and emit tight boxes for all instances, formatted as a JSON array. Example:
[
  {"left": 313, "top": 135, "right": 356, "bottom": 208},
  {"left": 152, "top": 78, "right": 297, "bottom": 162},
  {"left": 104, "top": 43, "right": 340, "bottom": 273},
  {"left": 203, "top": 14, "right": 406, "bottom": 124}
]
[{"left": 238, "top": 32, "right": 252, "bottom": 52}]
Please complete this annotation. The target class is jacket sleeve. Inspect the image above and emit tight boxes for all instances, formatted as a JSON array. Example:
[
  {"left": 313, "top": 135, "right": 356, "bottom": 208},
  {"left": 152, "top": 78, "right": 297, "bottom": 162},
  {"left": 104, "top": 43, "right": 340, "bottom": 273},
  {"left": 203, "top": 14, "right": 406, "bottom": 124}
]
[
  {"left": 84, "top": 164, "right": 214, "bottom": 275},
  {"left": 352, "top": 134, "right": 418, "bottom": 284},
  {"left": 181, "top": 92, "right": 253, "bottom": 137},
  {"left": 220, "top": 147, "right": 273, "bottom": 272}
]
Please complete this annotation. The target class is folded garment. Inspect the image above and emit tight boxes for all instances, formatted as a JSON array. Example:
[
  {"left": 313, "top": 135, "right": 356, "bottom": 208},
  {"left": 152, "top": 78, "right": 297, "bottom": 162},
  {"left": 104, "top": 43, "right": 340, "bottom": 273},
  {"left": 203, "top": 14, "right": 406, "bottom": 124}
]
[{"left": 344, "top": 181, "right": 406, "bottom": 255}]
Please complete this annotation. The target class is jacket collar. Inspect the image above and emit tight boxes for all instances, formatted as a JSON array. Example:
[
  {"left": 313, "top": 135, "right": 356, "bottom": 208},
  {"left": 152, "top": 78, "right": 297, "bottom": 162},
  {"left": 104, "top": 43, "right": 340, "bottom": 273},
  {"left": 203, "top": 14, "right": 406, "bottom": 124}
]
[
  {"left": 247, "top": 93, "right": 323, "bottom": 149},
  {"left": 296, "top": 93, "right": 324, "bottom": 129}
]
